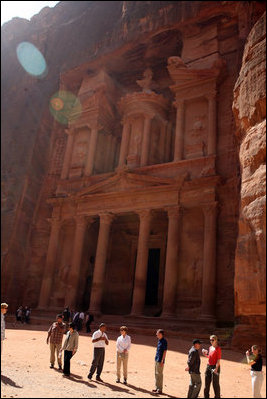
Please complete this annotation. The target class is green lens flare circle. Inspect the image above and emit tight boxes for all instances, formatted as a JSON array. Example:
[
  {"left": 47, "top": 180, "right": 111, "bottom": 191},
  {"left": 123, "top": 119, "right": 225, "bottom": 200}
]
[
  {"left": 16, "top": 42, "right": 47, "bottom": 77},
  {"left": 49, "top": 91, "right": 82, "bottom": 125}
]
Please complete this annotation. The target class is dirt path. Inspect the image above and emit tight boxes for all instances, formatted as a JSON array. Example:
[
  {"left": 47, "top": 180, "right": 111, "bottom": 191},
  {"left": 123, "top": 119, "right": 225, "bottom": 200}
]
[{"left": 1, "top": 327, "right": 266, "bottom": 398}]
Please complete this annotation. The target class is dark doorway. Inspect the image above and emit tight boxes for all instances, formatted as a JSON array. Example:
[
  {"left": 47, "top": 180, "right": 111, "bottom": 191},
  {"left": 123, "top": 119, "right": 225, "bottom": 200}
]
[{"left": 145, "top": 248, "right": 160, "bottom": 306}]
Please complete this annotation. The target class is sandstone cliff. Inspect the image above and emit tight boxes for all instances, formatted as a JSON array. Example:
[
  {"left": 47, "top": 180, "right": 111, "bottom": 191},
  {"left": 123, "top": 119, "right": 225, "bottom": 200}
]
[{"left": 232, "top": 12, "right": 266, "bottom": 352}]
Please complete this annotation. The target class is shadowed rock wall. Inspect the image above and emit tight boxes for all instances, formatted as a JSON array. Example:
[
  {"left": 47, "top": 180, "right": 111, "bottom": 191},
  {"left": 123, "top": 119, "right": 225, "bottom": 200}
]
[{"left": 232, "top": 11, "right": 266, "bottom": 352}]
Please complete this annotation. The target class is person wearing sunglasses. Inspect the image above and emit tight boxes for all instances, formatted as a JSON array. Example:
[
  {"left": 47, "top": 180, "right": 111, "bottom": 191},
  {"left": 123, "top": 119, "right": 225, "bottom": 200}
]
[{"left": 202, "top": 334, "right": 221, "bottom": 398}]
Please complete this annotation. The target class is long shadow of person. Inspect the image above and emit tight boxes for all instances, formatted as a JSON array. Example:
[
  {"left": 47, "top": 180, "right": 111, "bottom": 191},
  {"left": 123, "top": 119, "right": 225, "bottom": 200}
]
[
  {"left": 127, "top": 383, "right": 179, "bottom": 398},
  {"left": 1, "top": 374, "right": 22, "bottom": 388},
  {"left": 94, "top": 380, "right": 135, "bottom": 395},
  {"left": 62, "top": 373, "right": 97, "bottom": 388}
]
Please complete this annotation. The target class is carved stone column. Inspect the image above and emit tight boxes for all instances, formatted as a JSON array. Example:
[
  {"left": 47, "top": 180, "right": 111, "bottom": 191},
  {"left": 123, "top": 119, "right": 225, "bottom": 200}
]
[
  {"left": 61, "top": 129, "right": 74, "bottom": 179},
  {"left": 207, "top": 92, "right": 217, "bottom": 155},
  {"left": 85, "top": 125, "right": 98, "bottom": 176},
  {"left": 38, "top": 218, "right": 61, "bottom": 308},
  {"left": 162, "top": 206, "right": 181, "bottom": 317},
  {"left": 174, "top": 100, "right": 184, "bottom": 162},
  {"left": 65, "top": 215, "right": 89, "bottom": 308},
  {"left": 131, "top": 209, "right": 151, "bottom": 315},
  {"left": 118, "top": 120, "right": 131, "bottom": 167},
  {"left": 201, "top": 202, "right": 217, "bottom": 319},
  {"left": 89, "top": 213, "right": 114, "bottom": 314},
  {"left": 140, "top": 117, "right": 152, "bottom": 167},
  {"left": 159, "top": 121, "right": 167, "bottom": 163}
]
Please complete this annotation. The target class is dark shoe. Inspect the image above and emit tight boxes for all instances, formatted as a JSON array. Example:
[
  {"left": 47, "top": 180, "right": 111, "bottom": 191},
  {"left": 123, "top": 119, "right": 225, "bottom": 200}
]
[
  {"left": 152, "top": 389, "right": 158, "bottom": 392},
  {"left": 63, "top": 373, "right": 70, "bottom": 377},
  {"left": 116, "top": 378, "right": 120, "bottom": 383},
  {"left": 58, "top": 365, "right": 62, "bottom": 370},
  {"left": 123, "top": 379, "right": 127, "bottom": 385},
  {"left": 87, "top": 374, "right": 92, "bottom": 380},
  {"left": 96, "top": 376, "right": 104, "bottom": 382},
  {"left": 157, "top": 390, "right": 162, "bottom": 394},
  {"left": 50, "top": 364, "right": 54, "bottom": 368}
]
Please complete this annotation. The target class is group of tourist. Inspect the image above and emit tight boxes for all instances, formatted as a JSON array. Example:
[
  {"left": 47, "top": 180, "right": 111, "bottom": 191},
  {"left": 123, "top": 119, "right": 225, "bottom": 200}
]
[
  {"left": 14, "top": 305, "right": 31, "bottom": 325},
  {"left": 1, "top": 303, "right": 264, "bottom": 398},
  {"left": 61, "top": 307, "right": 94, "bottom": 333}
]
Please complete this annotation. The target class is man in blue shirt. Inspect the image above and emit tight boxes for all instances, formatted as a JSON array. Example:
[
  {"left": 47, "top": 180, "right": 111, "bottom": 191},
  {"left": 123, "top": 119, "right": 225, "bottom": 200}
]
[{"left": 152, "top": 329, "right": 168, "bottom": 394}]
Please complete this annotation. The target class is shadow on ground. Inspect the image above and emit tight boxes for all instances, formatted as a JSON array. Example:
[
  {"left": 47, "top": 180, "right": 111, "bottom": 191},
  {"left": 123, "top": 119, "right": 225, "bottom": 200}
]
[{"left": 1, "top": 374, "right": 23, "bottom": 388}]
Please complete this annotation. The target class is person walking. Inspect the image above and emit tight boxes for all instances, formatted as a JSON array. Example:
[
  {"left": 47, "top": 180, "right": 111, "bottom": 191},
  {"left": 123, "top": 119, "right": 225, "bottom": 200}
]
[
  {"left": 25, "top": 307, "right": 31, "bottom": 324},
  {"left": 60, "top": 322, "right": 79, "bottom": 377},
  {"left": 246, "top": 345, "right": 264, "bottom": 398},
  {"left": 202, "top": 334, "right": 221, "bottom": 398},
  {"left": 46, "top": 314, "right": 66, "bottom": 369},
  {"left": 185, "top": 339, "right": 202, "bottom": 398},
  {"left": 85, "top": 312, "right": 94, "bottom": 333},
  {"left": 152, "top": 329, "right": 168, "bottom": 394},
  {"left": 62, "top": 307, "right": 70, "bottom": 323},
  {"left": 116, "top": 326, "right": 131, "bottom": 385},
  {"left": 1, "top": 303, "right": 8, "bottom": 354},
  {"left": 88, "top": 323, "right": 109, "bottom": 382}
]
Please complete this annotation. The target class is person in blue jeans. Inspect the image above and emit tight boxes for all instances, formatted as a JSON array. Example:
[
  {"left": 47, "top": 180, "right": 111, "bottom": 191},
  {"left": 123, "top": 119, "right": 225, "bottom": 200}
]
[{"left": 152, "top": 329, "right": 168, "bottom": 394}]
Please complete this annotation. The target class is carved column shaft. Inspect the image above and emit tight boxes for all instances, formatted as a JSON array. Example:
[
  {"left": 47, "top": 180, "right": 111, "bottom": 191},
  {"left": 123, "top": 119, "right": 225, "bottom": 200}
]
[
  {"left": 159, "top": 122, "right": 167, "bottom": 163},
  {"left": 85, "top": 126, "right": 98, "bottom": 176},
  {"left": 61, "top": 131, "right": 74, "bottom": 179},
  {"left": 207, "top": 94, "right": 217, "bottom": 155},
  {"left": 140, "top": 117, "right": 152, "bottom": 167},
  {"left": 174, "top": 100, "right": 184, "bottom": 161},
  {"left": 38, "top": 218, "right": 61, "bottom": 308},
  {"left": 162, "top": 207, "right": 181, "bottom": 316},
  {"left": 131, "top": 209, "right": 151, "bottom": 315},
  {"left": 118, "top": 121, "right": 131, "bottom": 167},
  {"left": 89, "top": 213, "right": 114, "bottom": 313},
  {"left": 201, "top": 202, "right": 217, "bottom": 318},
  {"left": 65, "top": 216, "right": 88, "bottom": 308}
]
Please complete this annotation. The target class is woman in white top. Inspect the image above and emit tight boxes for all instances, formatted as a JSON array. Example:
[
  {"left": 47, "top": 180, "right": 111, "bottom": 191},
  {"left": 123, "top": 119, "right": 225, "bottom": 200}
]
[{"left": 116, "top": 326, "right": 131, "bottom": 385}]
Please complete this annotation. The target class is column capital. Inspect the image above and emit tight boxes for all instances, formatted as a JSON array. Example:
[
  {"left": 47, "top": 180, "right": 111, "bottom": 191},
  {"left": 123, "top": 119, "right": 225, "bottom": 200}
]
[
  {"left": 75, "top": 214, "right": 90, "bottom": 227},
  {"left": 47, "top": 217, "right": 61, "bottom": 227},
  {"left": 136, "top": 208, "right": 152, "bottom": 221},
  {"left": 165, "top": 205, "right": 182, "bottom": 218},
  {"left": 86, "top": 121, "right": 99, "bottom": 131},
  {"left": 205, "top": 91, "right": 217, "bottom": 101},
  {"left": 202, "top": 201, "right": 218, "bottom": 216},
  {"left": 173, "top": 99, "right": 184, "bottom": 109},
  {"left": 99, "top": 212, "right": 115, "bottom": 225},
  {"left": 64, "top": 128, "right": 75, "bottom": 136}
]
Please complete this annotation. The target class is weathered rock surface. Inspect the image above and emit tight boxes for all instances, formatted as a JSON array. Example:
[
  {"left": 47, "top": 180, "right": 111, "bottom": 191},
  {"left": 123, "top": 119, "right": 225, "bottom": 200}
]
[{"left": 232, "top": 12, "right": 266, "bottom": 352}]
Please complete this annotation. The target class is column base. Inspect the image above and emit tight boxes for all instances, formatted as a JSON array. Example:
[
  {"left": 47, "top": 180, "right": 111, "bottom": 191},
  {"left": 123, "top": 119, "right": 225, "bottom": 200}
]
[
  {"left": 161, "top": 311, "right": 177, "bottom": 319},
  {"left": 199, "top": 313, "right": 216, "bottom": 325}
]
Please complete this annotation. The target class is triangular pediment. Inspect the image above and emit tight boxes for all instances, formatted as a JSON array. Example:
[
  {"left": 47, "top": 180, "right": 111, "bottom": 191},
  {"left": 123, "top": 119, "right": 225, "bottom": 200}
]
[{"left": 77, "top": 171, "right": 176, "bottom": 197}]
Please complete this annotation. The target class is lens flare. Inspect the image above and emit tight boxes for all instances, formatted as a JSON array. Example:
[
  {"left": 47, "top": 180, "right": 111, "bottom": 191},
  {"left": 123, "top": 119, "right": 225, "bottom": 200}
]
[
  {"left": 49, "top": 91, "right": 82, "bottom": 125},
  {"left": 16, "top": 42, "right": 47, "bottom": 78}
]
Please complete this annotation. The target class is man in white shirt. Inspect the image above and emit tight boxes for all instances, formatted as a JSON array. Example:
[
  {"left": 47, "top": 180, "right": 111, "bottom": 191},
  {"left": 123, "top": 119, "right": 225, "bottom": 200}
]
[
  {"left": 116, "top": 326, "right": 131, "bottom": 385},
  {"left": 88, "top": 323, "right": 109, "bottom": 382}
]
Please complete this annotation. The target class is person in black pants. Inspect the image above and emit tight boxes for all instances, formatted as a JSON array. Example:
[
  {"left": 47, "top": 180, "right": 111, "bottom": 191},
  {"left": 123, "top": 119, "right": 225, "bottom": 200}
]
[
  {"left": 202, "top": 335, "right": 221, "bottom": 398},
  {"left": 88, "top": 323, "right": 109, "bottom": 382},
  {"left": 185, "top": 339, "right": 202, "bottom": 398},
  {"left": 60, "top": 322, "right": 79, "bottom": 377}
]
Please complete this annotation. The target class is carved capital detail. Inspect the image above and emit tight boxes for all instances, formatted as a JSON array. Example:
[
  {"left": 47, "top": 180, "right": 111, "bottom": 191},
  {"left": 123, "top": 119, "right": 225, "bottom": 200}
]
[
  {"left": 202, "top": 202, "right": 218, "bottom": 217},
  {"left": 136, "top": 209, "right": 152, "bottom": 221},
  {"left": 165, "top": 205, "right": 181, "bottom": 219},
  {"left": 99, "top": 212, "right": 115, "bottom": 225}
]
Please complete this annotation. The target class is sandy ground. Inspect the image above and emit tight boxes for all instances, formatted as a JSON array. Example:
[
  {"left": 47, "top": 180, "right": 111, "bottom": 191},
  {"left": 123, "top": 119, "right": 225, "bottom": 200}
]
[{"left": 1, "top": 326, "right": 266, "bottom": 398}]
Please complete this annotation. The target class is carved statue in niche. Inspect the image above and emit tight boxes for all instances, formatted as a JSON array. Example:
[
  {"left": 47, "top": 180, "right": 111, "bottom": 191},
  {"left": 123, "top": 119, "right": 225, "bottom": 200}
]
[
  {"left": 71, "top": 141, "right": 87, "bottom": 167},
  {"left": 136, "top": 68, "right": 153, "bottom": 93},
  {"left": 167, "top": 56, "right": 187, "bottom": 69}
]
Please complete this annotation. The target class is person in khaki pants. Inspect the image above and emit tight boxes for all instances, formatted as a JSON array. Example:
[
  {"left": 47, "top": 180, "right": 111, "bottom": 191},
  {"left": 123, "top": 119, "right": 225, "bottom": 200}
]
[
  {"left": 46, "top": 314, "right": 66, "bottom": 369},
  {"left": 116, "top": 326, "right": 131, "bottom": 385},
  {"left": 152, "top": 329, "right": 168, "bottom": 394}
]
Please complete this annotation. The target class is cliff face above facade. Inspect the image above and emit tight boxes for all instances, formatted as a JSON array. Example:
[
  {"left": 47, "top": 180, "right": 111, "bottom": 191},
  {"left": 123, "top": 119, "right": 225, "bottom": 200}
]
[{"left": 232, "top": 12, "right": 266, "bottom": 352}]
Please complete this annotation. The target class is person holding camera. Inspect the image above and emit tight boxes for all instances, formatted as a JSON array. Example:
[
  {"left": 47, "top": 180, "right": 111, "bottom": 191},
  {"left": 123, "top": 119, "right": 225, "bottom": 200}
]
[
  {"left": 246, "top": 345, "right": 263, "bottom": 398},
  {"left": 88, "top": 323, "right": 109, "bottom": 382},
  {"left": 202, "top": 334, "right": 221, "bottom": 398}
]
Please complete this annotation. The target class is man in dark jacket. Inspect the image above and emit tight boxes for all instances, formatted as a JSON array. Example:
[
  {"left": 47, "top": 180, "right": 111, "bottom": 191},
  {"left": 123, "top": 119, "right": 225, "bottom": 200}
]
[{"left": 185, "top": 339, "right": 202, "bottom": 398}]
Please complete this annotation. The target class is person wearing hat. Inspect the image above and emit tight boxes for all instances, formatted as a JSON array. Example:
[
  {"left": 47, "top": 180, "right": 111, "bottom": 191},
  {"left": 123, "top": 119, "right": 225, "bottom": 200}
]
[
  {"left": 88, "top": 323, "right": 109, "bottom": 382},
  {"left": 185, "top": 339, "right": 202, "bottom": 398},
  {"left": 1, "top": 303, "right": 8, "bottom": 354},
  {"left": 46, "top": 314, "right": 66, "bottom": 369}
]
